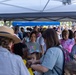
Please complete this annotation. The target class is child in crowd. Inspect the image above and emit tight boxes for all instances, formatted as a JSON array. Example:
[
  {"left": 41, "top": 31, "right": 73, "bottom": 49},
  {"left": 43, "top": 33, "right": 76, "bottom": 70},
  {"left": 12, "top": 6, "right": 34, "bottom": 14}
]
[
  {"left": 27, "top": 51, "right": 42, "bottom": 75},
  {"left": 28, "top": 51, "right": 42, "bottom": 62},
  {"left": 12, "top": 42, "right": 34, "bottom": 75}
]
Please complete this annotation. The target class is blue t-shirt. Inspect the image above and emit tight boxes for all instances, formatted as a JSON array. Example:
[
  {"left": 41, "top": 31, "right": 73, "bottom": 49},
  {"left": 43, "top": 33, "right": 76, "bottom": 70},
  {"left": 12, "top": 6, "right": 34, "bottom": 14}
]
[{"left": 40, "top": 47, "right": 64, "bottom": 75}]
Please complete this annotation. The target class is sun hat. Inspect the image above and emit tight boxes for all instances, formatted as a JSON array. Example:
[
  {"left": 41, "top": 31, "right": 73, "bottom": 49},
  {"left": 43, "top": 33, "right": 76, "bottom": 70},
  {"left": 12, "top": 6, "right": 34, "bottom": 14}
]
[{"left": 0, "top": 26, "right": 21, "bottom": 43}]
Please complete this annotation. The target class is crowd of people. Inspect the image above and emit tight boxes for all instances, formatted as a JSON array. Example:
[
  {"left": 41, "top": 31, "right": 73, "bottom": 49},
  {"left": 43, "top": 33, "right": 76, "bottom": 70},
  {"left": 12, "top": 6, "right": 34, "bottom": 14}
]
[{"left": 0, "top": 24, "right": 76, "bottom": 75}]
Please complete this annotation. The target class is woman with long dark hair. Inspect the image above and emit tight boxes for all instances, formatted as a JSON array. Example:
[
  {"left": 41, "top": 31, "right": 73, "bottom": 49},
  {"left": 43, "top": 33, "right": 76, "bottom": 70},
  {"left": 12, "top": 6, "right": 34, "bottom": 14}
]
[{"left": 28, "top": 28, "right": 64, "bottom": 75}]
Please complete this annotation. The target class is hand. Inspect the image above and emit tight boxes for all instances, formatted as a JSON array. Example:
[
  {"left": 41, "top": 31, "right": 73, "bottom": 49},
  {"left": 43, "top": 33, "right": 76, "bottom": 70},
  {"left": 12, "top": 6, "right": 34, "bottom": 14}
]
[
  {"left": 26, "top": 61, "right": 32, "bottom": 68},
  {"left": 27, "top": 59, "right": 36, "bottom": 64}
]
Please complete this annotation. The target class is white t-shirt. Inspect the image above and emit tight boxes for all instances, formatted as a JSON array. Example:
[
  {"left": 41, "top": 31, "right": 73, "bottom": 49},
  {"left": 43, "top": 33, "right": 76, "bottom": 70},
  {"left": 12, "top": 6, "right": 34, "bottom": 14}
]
[{"left": 37, "top": 36, "right": 46, "bottom": 52}]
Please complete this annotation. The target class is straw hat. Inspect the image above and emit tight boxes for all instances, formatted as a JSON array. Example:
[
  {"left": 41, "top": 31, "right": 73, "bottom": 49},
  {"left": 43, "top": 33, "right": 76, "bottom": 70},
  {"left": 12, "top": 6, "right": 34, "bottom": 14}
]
[{"left": 0, "top": 26, "right": 21, "bottom": 43}]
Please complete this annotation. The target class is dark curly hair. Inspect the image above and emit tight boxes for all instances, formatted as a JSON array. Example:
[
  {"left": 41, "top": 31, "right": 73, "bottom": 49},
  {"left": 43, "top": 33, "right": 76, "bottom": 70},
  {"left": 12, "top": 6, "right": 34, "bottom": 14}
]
[{"left": 13, "top": 43, "right": 28, "bottom": 57}]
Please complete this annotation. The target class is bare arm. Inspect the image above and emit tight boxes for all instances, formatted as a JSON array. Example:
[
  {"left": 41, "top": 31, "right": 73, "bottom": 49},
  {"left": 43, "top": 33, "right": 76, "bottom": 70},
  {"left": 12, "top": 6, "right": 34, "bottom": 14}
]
[
  {"left": 31, "top": 64, "right": 49, "bottom": 73},
  {"left": 28, "top": 60, "right": 41, "bottom": 64}
]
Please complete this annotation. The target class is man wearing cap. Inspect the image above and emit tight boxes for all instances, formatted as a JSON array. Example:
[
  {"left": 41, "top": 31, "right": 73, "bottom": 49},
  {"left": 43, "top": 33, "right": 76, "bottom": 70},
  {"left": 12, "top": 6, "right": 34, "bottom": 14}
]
[{"left": 0, "top": 26, "right": 30, "bottom": 75}]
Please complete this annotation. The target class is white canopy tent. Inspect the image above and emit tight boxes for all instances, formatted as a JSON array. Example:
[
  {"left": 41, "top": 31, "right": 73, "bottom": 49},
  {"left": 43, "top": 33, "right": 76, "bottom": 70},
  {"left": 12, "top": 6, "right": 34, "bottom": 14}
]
[{"left": 0, "top": 0, "right": 76, "bottom": 21}]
